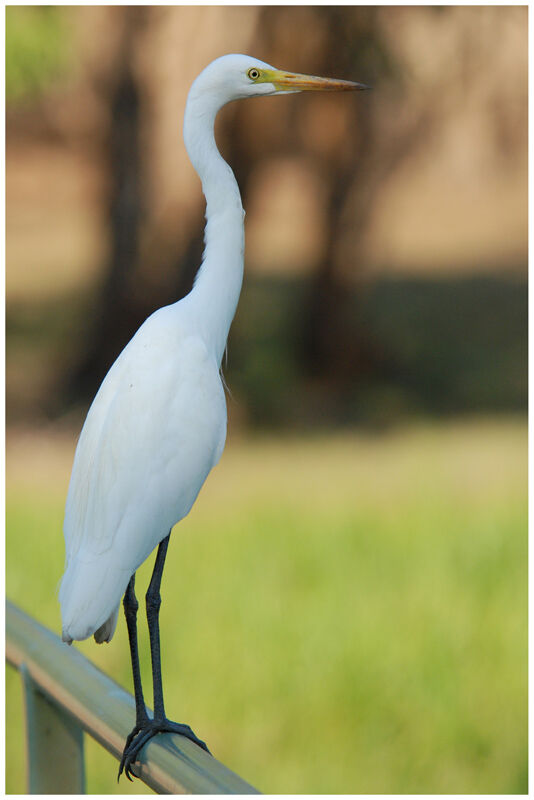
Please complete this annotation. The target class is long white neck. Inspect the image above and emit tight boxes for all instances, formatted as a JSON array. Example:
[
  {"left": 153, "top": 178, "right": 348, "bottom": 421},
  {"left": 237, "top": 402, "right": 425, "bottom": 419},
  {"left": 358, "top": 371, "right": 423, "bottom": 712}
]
[{"left": 182, "top": 87, "right": 245, "bottom": 366}]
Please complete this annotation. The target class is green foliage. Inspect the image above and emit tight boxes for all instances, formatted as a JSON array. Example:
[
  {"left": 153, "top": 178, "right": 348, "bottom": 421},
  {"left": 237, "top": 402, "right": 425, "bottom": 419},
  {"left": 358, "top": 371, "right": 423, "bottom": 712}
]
[
  {"left": 228, "top": 274, "right": 527, "bottom": 426},
  {"left": 6, "top": 7, "right": 71, "bottom": 103},
  {"left": 6, "top": 420, "right": 527, "bottom": 793}
]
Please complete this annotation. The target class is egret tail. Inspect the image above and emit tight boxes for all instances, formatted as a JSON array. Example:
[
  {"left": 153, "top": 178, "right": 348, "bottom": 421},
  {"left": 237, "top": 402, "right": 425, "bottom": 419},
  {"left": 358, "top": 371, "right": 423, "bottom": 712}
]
[{"left": 59, "top": 554, "right": 130, "bottom": 643}]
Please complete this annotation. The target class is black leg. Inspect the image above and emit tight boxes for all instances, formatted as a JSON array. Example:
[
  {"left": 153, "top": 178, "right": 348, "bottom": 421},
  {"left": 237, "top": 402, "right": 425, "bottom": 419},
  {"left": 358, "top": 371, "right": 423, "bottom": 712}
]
[
  {"left": 124, "top": 574, "right": 149, "bottom": 725},
  {"left": 146, "top": 532, "right": 170, "bottom": 720},
  {"left": 118, "top": 575, "right": 150, "bottom": 780},
  {"left": 118, "top": 533, "right": 210, "bottom": 782}
]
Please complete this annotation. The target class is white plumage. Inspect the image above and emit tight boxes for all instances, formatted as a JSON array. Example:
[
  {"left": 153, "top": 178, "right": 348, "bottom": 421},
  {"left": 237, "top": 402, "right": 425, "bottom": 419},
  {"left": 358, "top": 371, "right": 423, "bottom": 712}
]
[
  {"left": 60, "top": 307, "right": 227, "bottom": 643},
  {"left": 59, "top": 55, "right": 263, "bottom": 645}
]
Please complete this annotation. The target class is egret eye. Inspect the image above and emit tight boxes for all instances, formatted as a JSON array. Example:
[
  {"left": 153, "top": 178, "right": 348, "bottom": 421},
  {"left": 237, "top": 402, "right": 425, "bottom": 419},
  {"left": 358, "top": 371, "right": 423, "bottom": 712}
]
[{"left": 248, "top": 68, "right": 260, "bottom": 81}]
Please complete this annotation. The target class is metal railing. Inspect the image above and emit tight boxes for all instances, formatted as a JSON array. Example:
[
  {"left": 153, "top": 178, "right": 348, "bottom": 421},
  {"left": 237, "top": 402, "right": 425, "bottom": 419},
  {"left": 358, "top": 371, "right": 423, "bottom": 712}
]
[{"left": 6, "top": 600, "right": 260, "bottom": 794}]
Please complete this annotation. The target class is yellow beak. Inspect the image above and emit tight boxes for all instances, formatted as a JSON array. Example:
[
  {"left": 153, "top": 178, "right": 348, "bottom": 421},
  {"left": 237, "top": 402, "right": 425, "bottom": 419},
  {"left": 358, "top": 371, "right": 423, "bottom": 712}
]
[{"left": 264, "top": 69, "right": 370, "bottom": 93}]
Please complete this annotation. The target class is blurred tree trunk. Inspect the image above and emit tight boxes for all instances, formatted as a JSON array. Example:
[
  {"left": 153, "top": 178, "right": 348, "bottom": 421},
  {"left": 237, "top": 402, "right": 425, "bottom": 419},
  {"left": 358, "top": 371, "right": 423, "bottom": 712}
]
[
  {"left": 65, "top": 8, "right": 148, "bottom": 403},
  {"left": 299, "top": 8, "right": 373, "bottom": 381},
  {"left": 296, "top": 7, "right": 425, "bottom": 383}
]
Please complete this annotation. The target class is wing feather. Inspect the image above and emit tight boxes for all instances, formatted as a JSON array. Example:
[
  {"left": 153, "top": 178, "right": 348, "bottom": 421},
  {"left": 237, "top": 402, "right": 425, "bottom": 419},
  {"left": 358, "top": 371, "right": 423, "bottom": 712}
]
[{"left": 60, "top": 307, "right": 226, "bottom": 641}]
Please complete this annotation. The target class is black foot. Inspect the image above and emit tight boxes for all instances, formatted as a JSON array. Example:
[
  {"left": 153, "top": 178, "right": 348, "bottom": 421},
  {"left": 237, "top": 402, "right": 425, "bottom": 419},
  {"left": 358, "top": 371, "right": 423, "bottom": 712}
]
[{"left": 118, "top": 717, "right": 210, "bottom": 781}]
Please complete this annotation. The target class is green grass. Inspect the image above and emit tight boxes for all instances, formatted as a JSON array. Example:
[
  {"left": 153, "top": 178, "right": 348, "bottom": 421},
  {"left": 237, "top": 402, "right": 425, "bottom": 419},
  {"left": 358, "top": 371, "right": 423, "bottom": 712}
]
[{"left": 6, "top": 418, "right": 527, "bottom": 793}]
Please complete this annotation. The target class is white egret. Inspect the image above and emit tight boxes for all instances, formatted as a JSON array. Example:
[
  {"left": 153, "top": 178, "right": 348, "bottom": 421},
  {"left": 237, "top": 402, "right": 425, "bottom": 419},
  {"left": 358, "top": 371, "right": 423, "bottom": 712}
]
[{"left": 59, "top": 53, "right": 368, "bottom": 780}]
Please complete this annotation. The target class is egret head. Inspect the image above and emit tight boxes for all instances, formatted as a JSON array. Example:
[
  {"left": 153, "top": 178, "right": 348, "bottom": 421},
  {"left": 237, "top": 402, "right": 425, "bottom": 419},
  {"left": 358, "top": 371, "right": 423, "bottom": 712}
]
[{"left": 192, "top": 54, "right": 370, "bottom": 106}]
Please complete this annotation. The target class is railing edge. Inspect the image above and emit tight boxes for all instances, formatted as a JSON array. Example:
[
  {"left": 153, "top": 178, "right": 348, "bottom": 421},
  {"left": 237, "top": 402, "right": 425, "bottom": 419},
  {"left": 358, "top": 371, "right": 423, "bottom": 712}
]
[{"left": 6, "top": 599, "right": 261, "bottom": 795}]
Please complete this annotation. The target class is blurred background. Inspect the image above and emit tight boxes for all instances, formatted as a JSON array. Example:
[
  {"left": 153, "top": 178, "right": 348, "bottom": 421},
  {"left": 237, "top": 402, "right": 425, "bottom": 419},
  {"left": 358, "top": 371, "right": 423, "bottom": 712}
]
[{"left": 6, "top": 5, "right": 527, "bottom": 794}]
